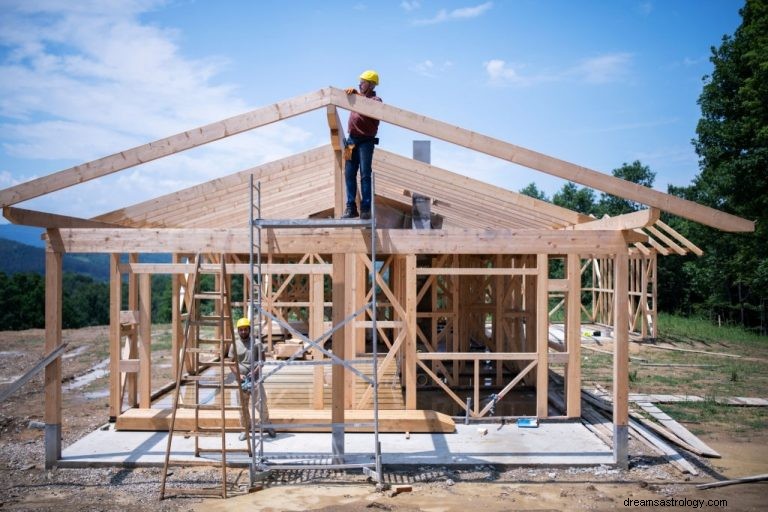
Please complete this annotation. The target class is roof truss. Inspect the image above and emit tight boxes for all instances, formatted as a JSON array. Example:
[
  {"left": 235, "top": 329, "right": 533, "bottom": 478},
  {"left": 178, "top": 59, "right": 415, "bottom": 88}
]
[{"left": 0, "top": 87, "right": 753, "bottom": 233}]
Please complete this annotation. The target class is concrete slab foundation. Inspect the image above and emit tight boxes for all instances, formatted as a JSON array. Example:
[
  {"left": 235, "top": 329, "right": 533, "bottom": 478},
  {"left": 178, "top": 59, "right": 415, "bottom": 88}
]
[{"left": 59, "top": 420, "right": 613, "bottom": 468}]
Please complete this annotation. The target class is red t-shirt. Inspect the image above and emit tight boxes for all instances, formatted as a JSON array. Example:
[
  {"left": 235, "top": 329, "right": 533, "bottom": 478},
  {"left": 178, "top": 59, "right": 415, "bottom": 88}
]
[{"left": 348, "top": 91, "right": 382, "bottom": 138}]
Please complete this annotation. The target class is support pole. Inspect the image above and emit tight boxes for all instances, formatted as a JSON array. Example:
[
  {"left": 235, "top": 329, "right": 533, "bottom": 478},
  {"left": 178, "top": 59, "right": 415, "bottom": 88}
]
[
  {"left": 404, "top": 254, "right": 417, "bottom": 409},
  {"left": 109, "top": 254, "right": 121, "bottom": 419},
  {"left": 331, "top": 253, "right": 346, "bottom": 462},
  {"left": 536, "top": 254, "right": 549, "bottom": 417},
  {"left": 613, "top": 248, "right": 630, "bottom": 468},
  {"left": 566, "top": 254, "right": 582, "bottom": 417},
  {"left": 44, "top": 239, "right": 62, "bottom": 468}
]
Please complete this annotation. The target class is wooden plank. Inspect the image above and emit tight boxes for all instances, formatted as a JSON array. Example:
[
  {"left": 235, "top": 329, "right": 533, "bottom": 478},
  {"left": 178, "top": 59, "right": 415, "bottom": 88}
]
[
  {"left": 329, "top": 87, "right": 753, "bottom": 233},
  {"left": 0, "top": 88, "right": 332, "bottom": 207},
  {"left": 656, "top": 220, "right": 703, "bottom": 256},
  {"left": 331, "top": 253, "right": 345, "bottom": 437},
  {"left": 49, "top": 227, "right": 645, "bottom": 255},
  {"left": 566, "top": 209, "right": 660, "bottom": 231},
  {"left": 635, "top": 401, "right": 721, "bottom": 457},
  {"left": 3, "top": 206, "right": 118, "bottom": 228},
  {"left": 115, "top": 408, "right": 455, "bottom": 433},
  {"left": 0, "top": 343, "right": 68, "bottom": 403}
]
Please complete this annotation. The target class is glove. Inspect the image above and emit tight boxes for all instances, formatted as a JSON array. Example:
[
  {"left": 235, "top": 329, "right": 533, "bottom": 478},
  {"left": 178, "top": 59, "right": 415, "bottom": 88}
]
[
  {"left": 343, "top": 144, "right": 354, "bottom": 161},
  {"left": 345, "top": 87, "right": 357, "bottom": 95}
]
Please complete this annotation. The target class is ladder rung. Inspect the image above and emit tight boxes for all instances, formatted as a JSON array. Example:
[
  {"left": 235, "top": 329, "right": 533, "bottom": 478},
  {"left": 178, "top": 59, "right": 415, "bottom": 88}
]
[
  {"left": 185, "top": 348, "right": 220, "bottom": 355},
  {"left": 190, "top": 319, "right": 228, "bottom": 327},
  {"left": 197, "top": 447, "right": 251, "bottom": 453},
  {"left": 197, "top": 338, "right": 229, "bottom": 344},
  {"left": 162, "top": 488, "right": 226, "bottom": 498}
]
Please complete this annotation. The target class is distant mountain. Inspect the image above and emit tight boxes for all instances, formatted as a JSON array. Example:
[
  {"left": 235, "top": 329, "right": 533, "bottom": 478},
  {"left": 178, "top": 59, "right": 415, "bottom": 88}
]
[
  {"left": 0, "top": 224, "right": 45, "bottom": 247},
  {"left": 0, "top": 237, "right": 172, "bottom": 281}
]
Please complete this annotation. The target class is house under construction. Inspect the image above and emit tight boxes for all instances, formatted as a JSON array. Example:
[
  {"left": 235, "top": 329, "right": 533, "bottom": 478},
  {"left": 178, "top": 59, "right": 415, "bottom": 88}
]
[{"left": 0, "top": 87, "right": 754, "bottom": 474}]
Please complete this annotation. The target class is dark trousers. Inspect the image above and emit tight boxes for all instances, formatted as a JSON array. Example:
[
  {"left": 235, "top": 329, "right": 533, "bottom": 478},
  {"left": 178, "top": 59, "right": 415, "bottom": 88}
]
[{"left": 344, "top": 138, "right": 375, "bottom": 212}]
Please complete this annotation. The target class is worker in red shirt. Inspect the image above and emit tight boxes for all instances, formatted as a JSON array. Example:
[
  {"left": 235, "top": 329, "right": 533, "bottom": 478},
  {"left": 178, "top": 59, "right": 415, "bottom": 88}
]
[{"left": 342, "top": 70, "right": 382, "bottom": 220}]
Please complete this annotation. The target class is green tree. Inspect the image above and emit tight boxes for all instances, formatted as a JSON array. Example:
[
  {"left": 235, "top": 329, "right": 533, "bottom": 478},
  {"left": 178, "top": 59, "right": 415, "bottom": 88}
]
[
  {"left": 552, "top": 182, "right": 596, "bottom": 215},
  {"left": 519, "top": 182, "right": 549, "bottom": 201},
  {"left": 668, "top": 0, "right": 768, "bottom": 330},
  {"left": 596, "top": 160, "right": 656, "bottom": 216}
]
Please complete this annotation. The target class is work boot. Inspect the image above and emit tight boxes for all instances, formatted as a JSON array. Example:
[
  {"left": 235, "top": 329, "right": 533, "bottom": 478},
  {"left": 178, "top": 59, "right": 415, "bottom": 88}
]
[
  {"left": 360, "top": 210, "right": 371, "bottom": 220},
  {"left": 341, "top": 206, "right": 358, "bottom": 219},
  {"left": 266, "top": 428, "right": 277, "bottom": 438}
]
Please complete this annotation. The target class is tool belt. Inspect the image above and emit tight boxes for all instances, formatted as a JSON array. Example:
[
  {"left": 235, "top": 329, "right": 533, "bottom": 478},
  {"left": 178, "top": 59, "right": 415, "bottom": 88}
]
[{"left": 343, "top": 136, "right": 379, "bottom": 161}]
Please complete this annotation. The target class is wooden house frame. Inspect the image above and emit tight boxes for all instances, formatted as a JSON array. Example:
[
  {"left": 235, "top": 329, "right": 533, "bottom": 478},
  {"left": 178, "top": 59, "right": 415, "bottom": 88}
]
[{"left": 0, "top": 87, "right": 752, "bottom": 470}]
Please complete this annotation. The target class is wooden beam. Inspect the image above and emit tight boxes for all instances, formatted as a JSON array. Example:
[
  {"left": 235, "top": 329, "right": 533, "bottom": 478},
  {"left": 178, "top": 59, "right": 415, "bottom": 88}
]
[
  {"left": 109, "top": 254, "right": 121, "bottom": 420},
  {"left": 138, "top": 274, "right": 152, "bottom": 408},
  {"left": 48, "top": 228, "right": 646, "bottom": 255},
  {"left": 536, "top": 254, "right": 549, "bottom": 418},
  {"left": 44, "top": 239, "right": 62, "bottom": 469},
  {"left": 327, "top": 106, "right": 346, "bottom": 217},
  {"left": 566, "top": 254, "right": 581, "bottom": 417},
  {"left": 3, "top": 206, "right": 119, "bottom": 228},
  {"left": 0, "top": 88, "right": 333, "bottom": 208},
  {"left": 331, "top": 252, "right": 346, "bottom": 460},
  {"left": 329, "top": 87, "right": 754, "bottom": 233},
  {"left": 117, "top": 262, "right": 332, "bottom": 275},
  {"left": 613, "top": 248, "right": 630, "bottom": 469},
  {"left": 404, "top": 254, "right": 417, "bottom": 409},
  {"left": 566, "top": 208, "right": 660, "bottom": 231}
]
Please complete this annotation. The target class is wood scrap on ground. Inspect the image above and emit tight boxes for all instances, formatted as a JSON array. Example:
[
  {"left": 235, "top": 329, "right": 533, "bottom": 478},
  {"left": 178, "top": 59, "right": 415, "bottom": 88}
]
[{"left": 696, "top": 474, "right": 768, "bottom": 490}]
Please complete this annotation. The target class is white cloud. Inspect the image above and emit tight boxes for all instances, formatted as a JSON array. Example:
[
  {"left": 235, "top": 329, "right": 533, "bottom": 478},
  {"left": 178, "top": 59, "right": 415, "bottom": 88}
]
[
  {"left": 572, "top": 53, "right": 633, "bottom": 84},
  {"left": 411, "top": 59, "right": 454, "bottom": 78},
  {"left": 0, "top": 1, "right": 314, "bottom": 216},
  {"left": 400, "top": 1, "right": 420, "bottom": 11},
  {"left": 484, "top": 53, "right": 633, "bottom": 87},
  {"left": 413, "top": 2, "right": 492, "bottom": 25},
  {"left": 636, "top": 1, "right": 654, "bottom": 16}
]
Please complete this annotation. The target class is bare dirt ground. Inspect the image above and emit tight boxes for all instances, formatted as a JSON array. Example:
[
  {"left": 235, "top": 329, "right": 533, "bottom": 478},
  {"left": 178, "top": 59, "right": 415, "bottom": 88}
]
[{"left": 0, "top": 326, "right": 766, "bottom": 511}]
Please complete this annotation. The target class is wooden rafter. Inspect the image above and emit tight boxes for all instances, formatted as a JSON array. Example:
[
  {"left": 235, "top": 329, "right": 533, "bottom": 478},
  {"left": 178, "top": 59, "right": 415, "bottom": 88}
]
[
  {"left": 328, "top": 87, "right": 754, "bottom": 233},
  {"left": 3, "top": 206, "right": 119, "bottom": 228}
]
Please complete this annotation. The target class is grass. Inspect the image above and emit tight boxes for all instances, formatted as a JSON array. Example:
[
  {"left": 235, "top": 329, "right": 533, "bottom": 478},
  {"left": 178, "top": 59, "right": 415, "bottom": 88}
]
[
  {"left": 581, "top": 313, "right": 768, "bottom": 433},
  {"left": 658, "top": 312, "right": 767, "bottom": 348}
]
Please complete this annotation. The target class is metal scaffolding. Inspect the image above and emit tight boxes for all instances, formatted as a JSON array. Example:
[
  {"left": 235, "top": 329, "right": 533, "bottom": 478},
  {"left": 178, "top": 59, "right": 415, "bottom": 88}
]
[{"left": 247, "top": 174, "right": 382, "bottom": 485}]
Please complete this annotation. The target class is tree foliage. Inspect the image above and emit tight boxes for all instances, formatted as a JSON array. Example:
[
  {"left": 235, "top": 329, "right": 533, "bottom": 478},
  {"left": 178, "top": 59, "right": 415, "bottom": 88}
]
[{"left": 664, "top": 0, "right": 768, "bottom": 330}]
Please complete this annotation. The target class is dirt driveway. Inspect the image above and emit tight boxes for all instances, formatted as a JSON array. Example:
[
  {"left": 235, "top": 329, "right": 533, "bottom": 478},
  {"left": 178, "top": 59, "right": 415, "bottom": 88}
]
[{"left": 0, "top": 326, "right": 766, "bottom": 511}]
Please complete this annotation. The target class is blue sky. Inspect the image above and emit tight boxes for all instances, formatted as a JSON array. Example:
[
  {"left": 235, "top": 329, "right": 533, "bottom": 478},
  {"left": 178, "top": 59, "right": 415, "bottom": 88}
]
[{"left": 0, "top": 0, "right": 744, "bottom": 220}]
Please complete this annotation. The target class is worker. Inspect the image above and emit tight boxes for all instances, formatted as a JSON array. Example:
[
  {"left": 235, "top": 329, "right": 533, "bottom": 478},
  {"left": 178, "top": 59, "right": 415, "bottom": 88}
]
[
  {"left": 233, "top": 317, "right": 276, "bottom": 438},
  {"left": 341, "top": 69, "right": 382, "bottom": 220}
]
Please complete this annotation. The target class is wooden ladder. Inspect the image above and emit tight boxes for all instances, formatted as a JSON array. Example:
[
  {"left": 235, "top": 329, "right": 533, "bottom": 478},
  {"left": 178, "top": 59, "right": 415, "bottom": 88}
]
[{"left": 160, "top": 253, "right": 252, "bottom": 499}]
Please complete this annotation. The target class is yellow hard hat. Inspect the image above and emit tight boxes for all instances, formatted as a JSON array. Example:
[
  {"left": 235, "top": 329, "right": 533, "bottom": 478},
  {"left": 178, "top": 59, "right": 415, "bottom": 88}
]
[
  {"left": 236, "top": 317, "right": 250, "bottom": 329},
  {"left": 359, "top": 69, "right": 379, "bottom": 85}
]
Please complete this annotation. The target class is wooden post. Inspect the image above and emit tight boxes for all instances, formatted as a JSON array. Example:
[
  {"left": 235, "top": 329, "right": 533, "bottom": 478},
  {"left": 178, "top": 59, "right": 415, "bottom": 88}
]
[
  {"left": 109, "top": 254, "right": 121, "bottom": 420},
  {"left": 138, "top": 274, "right": 152, "bottom": 408},
  {"left": 44, "top": 240, "right": 62, "bottom": 469},
  {"left": 126, "top": 254, "right": 139, "bottom": 407},
  {"left": 344, "top": 254, "right": 357, "bottom": 409},
  {"left": 171, "top": 253, "right": 182, "bottom": 384},
  {"left": 566, "top": 254, "right": 582, "bottom": 417},
  {"left": 331, "top": 253, "right": 346, "bottom": 461},
  {"left": 310, "top": 269, "right": 325, "bottom": 409},
  {"left": 536, "top": 254, "right": 549, "bottom": 418},
  {"left": 613, "top": 248, "right": 629, "bottom": 468},
  {"left": 404, "top": 254, "right": 417, "bottom": 409}
]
